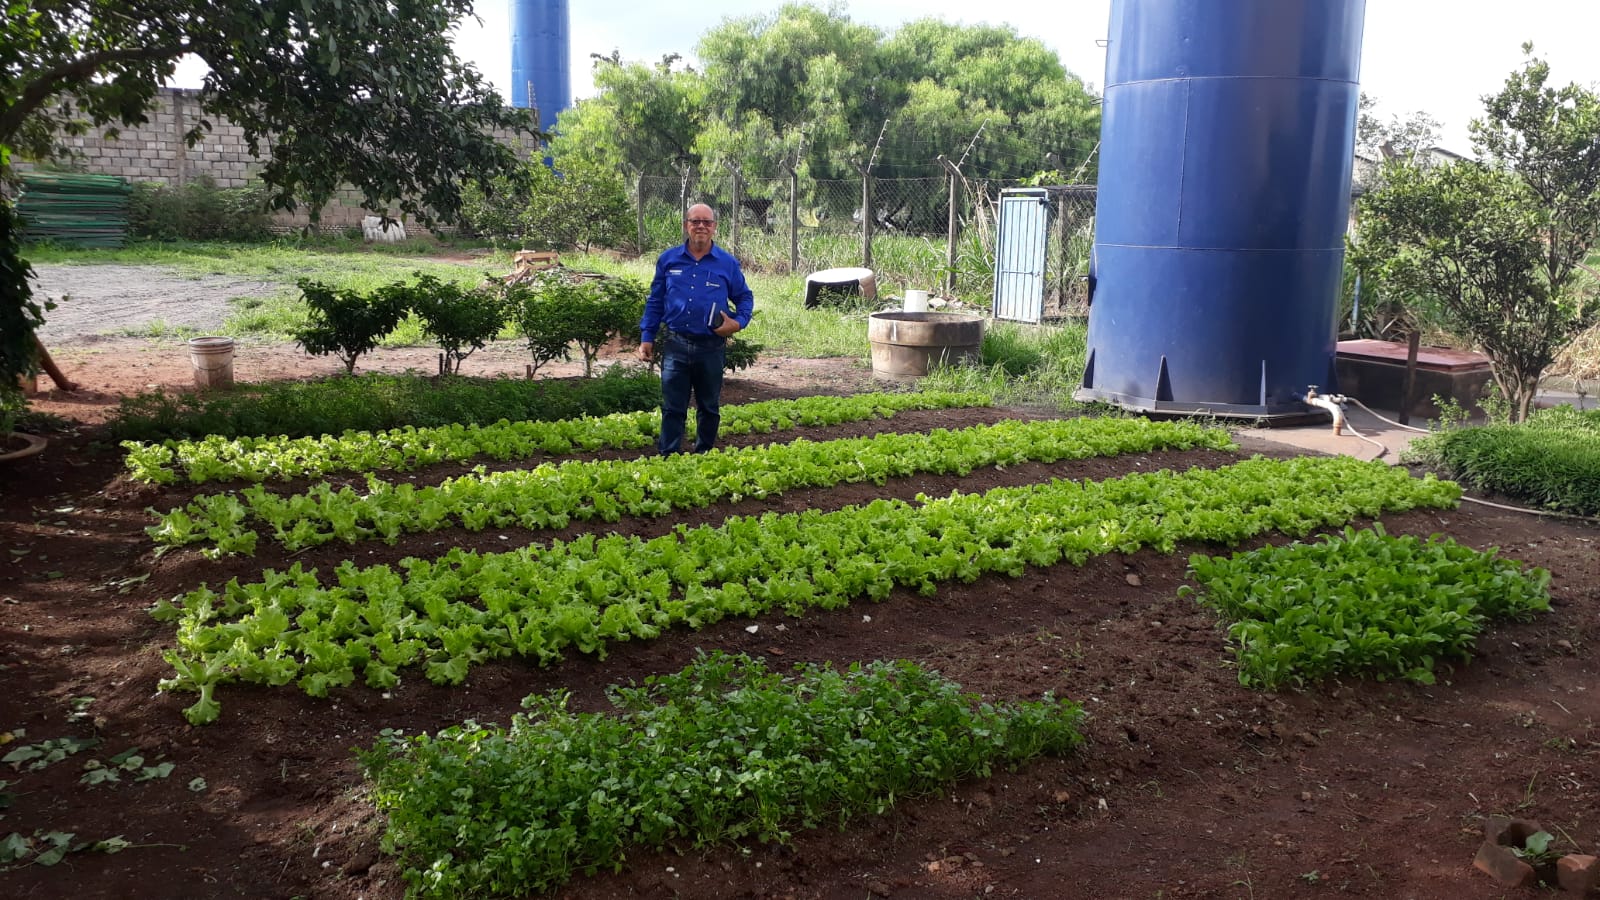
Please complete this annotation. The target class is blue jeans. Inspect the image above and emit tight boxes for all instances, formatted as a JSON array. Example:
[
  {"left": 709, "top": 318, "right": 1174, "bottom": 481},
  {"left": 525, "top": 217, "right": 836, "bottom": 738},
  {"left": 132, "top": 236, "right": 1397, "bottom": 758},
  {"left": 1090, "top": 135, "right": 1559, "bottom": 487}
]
[{"left": 658, "top": 333, "right": 726, "bottom": 454}]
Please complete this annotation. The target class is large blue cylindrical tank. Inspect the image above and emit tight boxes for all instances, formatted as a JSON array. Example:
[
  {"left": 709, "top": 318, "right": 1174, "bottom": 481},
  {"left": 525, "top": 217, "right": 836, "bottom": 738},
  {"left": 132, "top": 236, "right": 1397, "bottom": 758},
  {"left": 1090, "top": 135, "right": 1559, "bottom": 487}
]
[
  {"left": 510, "top": 0, "right": 571, "bottom": 135},
  {"left": 1076, "top": 0, "right": 1365, "bottom": 417}
]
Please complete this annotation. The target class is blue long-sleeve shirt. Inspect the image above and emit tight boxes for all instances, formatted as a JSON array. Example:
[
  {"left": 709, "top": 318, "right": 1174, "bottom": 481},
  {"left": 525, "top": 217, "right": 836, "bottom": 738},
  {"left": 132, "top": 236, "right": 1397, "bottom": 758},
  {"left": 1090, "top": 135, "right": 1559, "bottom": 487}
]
[{"left": 639, "top": 242, "right": 754, "bottom": 342}]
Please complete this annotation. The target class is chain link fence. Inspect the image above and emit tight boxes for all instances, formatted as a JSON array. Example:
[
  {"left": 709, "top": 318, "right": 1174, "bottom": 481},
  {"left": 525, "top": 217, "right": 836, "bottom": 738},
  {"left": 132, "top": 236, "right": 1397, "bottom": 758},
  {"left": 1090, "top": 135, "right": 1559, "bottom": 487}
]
[{"left": 634, "top": 171, "right": 1080, "bottom": 303}]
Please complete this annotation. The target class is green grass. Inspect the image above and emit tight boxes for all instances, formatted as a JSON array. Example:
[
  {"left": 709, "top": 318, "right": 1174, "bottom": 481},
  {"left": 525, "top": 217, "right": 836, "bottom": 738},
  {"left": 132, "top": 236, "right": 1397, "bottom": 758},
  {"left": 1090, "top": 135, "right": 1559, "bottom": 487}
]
[
  {"left": 921, "top": 318, "right": 1089, "bottom": 407},
  {"left": 115, "top": 319, "right": 203, "bottom": 340}
]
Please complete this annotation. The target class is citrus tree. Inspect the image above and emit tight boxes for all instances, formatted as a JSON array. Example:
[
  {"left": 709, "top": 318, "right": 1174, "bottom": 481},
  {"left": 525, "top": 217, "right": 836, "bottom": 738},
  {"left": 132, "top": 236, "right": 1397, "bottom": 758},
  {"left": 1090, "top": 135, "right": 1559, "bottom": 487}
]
[{"left": 1351, "top": 46, "right": 1600, "bottom": 421}]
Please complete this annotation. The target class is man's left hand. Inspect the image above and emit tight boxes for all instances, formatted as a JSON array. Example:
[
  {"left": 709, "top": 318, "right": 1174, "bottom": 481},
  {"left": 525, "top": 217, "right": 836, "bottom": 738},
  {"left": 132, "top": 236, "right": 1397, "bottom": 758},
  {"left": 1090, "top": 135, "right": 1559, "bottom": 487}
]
[{"left": 713, "top": 318, "right": 742, "bottom": 338}]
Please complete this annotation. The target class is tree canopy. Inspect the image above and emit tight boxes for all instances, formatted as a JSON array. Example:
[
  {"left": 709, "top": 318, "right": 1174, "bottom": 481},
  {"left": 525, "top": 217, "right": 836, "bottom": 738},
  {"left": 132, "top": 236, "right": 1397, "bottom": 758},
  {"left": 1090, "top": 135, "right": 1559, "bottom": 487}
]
[
  {"left": 2, "top": 0, "right": 538, "bottom": 388},
  {"left": 1351, "top": 46, "right": 1600, "bottom": 421},
  {"left": 1356, "top": 92, "right": 1443, "bottom": 161},
  {"left": 550, "top": 3, "right": 1101, "bottom": 186}
]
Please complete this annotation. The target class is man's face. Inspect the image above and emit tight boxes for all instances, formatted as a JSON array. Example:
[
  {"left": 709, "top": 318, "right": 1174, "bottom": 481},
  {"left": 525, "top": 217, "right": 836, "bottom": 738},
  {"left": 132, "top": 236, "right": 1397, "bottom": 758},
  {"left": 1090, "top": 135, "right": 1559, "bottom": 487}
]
[{"left": 685, "top": 208, "right": 716, "bottom": 248}]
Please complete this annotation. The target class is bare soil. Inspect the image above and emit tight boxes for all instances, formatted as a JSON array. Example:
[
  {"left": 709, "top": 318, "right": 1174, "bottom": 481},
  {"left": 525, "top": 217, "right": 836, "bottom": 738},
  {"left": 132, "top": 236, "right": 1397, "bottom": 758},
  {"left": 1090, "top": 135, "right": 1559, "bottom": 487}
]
[{"left": 2, "top": 337, "right": 1598, "bottom": 900}]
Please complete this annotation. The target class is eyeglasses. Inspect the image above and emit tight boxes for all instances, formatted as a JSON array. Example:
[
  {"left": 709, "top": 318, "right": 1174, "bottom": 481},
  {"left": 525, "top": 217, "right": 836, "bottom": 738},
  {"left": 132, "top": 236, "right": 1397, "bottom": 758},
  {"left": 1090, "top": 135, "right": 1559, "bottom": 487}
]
[{"left": 685, "top": 218, "right": 716, "bottom": 226}]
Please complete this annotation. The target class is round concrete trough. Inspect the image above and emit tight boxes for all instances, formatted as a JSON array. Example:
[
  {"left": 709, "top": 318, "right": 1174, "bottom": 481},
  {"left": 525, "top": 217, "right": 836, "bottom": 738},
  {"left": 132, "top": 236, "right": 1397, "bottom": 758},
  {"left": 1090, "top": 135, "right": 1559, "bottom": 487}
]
[{"left": 867, "top": 311, "right": 985, "bottom": 379}]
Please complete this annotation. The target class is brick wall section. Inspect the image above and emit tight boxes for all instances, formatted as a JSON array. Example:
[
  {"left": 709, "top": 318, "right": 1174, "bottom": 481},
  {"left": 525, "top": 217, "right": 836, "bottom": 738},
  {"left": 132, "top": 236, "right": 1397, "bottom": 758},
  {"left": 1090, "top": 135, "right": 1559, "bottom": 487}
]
[{"left": 49, "top": 87, "right": 532, "bottom": 235}]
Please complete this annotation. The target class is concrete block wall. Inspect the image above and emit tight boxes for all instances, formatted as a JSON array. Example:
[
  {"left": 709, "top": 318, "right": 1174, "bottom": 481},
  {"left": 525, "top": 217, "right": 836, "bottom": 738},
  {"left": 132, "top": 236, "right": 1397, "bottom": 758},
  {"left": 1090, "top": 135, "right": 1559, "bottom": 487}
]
[{"left": 47, "top": 87, "right": 532, "bottom": 235}]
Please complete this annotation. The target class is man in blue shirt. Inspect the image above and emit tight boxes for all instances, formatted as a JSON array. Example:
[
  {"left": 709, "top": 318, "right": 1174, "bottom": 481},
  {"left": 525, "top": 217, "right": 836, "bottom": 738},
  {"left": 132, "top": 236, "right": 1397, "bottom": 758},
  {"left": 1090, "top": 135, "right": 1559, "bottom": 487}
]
[{"left": 637, "top": 203, "right": 755, "bottom": 454}]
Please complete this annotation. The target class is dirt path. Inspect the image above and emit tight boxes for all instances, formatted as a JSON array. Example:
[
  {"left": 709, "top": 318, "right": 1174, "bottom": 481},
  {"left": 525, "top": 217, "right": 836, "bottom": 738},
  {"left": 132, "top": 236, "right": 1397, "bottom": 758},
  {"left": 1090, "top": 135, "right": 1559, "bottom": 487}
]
[{"left": 30, "top": 264, "right": 281, "bottom": 342}]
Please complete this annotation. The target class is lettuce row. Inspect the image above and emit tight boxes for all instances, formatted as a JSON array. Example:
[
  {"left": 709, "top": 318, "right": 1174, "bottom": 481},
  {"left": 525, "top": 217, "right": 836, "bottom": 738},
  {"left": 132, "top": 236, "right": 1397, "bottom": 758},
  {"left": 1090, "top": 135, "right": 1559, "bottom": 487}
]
[
  {"left": 149, "top": 416, "right": 1239, "bottom": 555},
  {"left": 154, "top": 455, "right": 1459, "bottom": 724},
  {"left": 123, "top": 391, "right": 994, "bottom": 485}
]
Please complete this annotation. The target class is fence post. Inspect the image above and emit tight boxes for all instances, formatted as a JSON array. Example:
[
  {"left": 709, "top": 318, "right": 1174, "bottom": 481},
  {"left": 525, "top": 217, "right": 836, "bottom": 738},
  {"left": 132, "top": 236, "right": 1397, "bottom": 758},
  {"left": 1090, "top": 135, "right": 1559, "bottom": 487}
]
[
  {"left": 859, "top": 165, "right": 873, "bottom": 268},
  {"left": 937, "top": 155, "right": 962, "bottom": 297},
  {"left": 730, "top": 164, "right": 743, "bottom": 253},
  {"left": 861, "top": 119, "right": 888, "bottom": 270},
  {"left": 636, "top": 173, "right": 646, "bottom": 253},
  {"left": 787, "top": 165, "right": 800, "bottom": 274},
  {"left": 677, "top": 162, "right": 692, "bottom": 224}
]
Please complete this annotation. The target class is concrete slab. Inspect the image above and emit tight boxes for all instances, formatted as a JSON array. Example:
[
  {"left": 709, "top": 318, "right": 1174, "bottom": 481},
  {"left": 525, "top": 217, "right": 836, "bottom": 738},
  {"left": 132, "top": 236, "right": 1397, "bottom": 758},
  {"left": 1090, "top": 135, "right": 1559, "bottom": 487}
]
[
  {"left": 1232, "top": 389, "right": 1595, "bottom": 464},
  {"left": 1234, "top": 403, "right": 1431, "bottom": 464}
]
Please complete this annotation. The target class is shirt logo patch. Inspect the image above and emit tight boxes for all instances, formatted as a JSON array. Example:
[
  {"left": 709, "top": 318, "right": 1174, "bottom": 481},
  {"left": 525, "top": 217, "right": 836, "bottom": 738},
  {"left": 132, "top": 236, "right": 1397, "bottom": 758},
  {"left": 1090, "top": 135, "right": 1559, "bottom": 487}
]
[{"left": 668, "top": 268, "right": 684, "bottom": 275}]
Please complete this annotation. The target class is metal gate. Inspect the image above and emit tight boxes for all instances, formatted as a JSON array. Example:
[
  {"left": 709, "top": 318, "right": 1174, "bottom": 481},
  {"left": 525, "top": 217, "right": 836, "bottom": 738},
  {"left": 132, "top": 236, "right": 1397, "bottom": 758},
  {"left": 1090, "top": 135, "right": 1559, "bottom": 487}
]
[{"left": 992, "top": 188, "right": 1051, "bottom": 324}]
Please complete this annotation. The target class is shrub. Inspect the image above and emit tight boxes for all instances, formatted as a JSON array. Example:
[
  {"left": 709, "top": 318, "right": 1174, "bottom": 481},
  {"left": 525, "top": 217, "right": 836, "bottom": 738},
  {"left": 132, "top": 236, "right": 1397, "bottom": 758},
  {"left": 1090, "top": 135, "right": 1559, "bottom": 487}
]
[
  {"left": 400, "top": 274, "right": 507, "bottom": 374},
  {"left": 509, "top": 274, "right": 647, "bottom": 377},
  {"left": 127, "top": 177, "right": 273, "bottom": 242},
  {"left": 292, "top": 279, "right": 410, "bottom": 374},
  {"left": 0, "top": 383, "right": 26, "bottom": 436}
]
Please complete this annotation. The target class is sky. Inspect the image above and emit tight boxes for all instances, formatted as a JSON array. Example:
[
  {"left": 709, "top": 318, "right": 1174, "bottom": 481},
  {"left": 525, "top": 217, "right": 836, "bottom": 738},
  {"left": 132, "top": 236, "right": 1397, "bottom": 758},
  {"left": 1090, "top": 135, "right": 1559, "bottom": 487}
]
[{"left": 446, "top": 0, "right": 1600, "bottom": 154}]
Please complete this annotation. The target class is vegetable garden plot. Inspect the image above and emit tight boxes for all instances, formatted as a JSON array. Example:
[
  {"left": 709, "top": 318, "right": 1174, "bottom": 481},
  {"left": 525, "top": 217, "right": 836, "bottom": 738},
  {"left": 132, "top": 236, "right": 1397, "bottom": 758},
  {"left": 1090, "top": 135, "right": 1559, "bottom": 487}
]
[
  {"left": 1183, "top": 524, "right": 1550, "bottom": 688},
  {"left": 123, "top": 391, "right": 995, "bottom": 485},
  {"left": 148, "top": 416, "right": 1238, "bottom": 556},
  {"left": 151, "top": 454, "right": 1460, "bottom": 724},
  {"left": 359, "top": 653, "right": 1086, "bottom": 897}
]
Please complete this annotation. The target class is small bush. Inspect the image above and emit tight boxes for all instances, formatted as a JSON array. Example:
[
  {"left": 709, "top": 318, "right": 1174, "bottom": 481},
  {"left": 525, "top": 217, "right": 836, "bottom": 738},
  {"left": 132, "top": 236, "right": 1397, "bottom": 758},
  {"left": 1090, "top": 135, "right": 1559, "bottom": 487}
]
[
  {"left": 128, "top": 177, "right": 273, "bottom": 242},
  {"left": 399, "top": 274, "right": 507, "bottom": 374},
  {"left": 509, "top": 274, "right": 648, "bottom": 377},
  {"left": 0, "top": 383, "right": 26, "bottom": 436},
  {"left": 293, "top": 279, "right": 411, "bottom": 374},
  {"left": 106, "top": 369, "right": 662, "bottom": 442},
  {"left": 1183, "top": 524, "right": 1550, "bottom": 689}
]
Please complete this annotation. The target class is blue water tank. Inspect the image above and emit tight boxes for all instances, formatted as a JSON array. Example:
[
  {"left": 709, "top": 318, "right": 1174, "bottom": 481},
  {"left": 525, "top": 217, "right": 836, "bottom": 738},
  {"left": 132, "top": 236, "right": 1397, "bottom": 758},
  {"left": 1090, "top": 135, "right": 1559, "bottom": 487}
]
[
  {"left": 1075, "top": 0, "right": 1366, "bottom": 417},
  {"left": 510, "top": 0, "right": 571, "bottom": 135}
]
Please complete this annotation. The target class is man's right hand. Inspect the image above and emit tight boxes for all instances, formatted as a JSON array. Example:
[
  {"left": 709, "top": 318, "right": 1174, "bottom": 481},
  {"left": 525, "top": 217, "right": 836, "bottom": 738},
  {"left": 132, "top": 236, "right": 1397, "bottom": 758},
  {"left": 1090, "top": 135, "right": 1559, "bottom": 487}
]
[{"left": 637, "top": 341, "right": 654, "bottom": 362}]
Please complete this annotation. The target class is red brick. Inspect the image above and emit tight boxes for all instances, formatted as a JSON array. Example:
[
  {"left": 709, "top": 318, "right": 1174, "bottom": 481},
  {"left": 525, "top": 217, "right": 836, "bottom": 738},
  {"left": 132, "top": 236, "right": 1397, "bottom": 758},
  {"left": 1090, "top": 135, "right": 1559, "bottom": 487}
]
[
  {"left": 1474, "top": 841, "right": 1537, "bottom": 888},
  {"left": 1557, "top": 854, "right": 1598, "bottom": 895}
]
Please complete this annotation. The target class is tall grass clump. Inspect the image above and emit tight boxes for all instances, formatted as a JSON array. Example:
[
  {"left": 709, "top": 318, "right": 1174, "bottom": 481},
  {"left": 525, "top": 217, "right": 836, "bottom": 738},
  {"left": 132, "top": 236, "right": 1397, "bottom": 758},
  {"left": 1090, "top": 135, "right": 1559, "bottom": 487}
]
[
  {"left": 921, "top": 318, "right": 1087, "bottom": 406},
  {"left": 1402, "top": 404, "right": 1600, "bottom": 515}
]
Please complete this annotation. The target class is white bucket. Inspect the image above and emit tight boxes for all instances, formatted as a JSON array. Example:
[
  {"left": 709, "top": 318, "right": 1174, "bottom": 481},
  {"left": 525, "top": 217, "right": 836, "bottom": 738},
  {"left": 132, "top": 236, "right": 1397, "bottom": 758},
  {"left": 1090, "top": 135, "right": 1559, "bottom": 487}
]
[
  {"left": 188, "top": 336, "right": 236, "bottom": 390},
  {"left": 903, "top": 289, "right": 930, "bottom": 313}
]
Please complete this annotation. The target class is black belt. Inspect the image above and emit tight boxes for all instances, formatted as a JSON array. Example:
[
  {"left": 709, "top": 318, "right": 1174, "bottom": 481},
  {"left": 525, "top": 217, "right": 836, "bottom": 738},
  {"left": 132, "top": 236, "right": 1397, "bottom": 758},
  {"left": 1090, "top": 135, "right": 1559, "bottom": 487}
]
[{"left": 664, "top": 329, "right": 724, "bottom": 346}]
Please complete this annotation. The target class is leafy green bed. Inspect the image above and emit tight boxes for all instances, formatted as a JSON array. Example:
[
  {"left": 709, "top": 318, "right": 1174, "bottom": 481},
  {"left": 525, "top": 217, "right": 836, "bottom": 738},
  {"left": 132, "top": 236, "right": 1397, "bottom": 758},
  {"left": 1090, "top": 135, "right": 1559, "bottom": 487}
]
[
  {"left": 1405, "top": 405, "right": 1600, "bottom": 515},
  {"left": 107, "top": 369, "right": 662, "bottom": 443},
  {"left": 148, "top": 416, "right": 1235, "bottom": 555},
  {"left": 1184, "top": 525, "right": 1549, "bottom": 689},
  {"left": 154, "top": 455, "right": 1458, "bottom": 724},
  {"left": 359, "top": 653, "right": 1084, "bottom": 897},
  {"left": 123, "top": 390, "right": 993, "bottom": 484}
]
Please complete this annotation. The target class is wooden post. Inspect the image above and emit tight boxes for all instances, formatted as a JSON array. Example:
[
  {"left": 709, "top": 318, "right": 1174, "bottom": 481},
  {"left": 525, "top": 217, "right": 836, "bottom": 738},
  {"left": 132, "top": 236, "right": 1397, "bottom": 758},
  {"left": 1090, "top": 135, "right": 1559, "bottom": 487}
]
[
  {"left": 860, "top": 164, "right": 873, "bottom": 269},
  {"left": 938, "top": 155, "right": 962, "bottom": 297},
  {"left": 730, "top": 165, "right": 742, "bottom": 253},
  {"left": 788, "top": 165, "right": 800, "bottom": 274},
  {"left": 635, "top": 173, "right": 646, "bottom": 253},
  {"left": 1400, "top": 330, "right": 1422, "bottom": 426}
]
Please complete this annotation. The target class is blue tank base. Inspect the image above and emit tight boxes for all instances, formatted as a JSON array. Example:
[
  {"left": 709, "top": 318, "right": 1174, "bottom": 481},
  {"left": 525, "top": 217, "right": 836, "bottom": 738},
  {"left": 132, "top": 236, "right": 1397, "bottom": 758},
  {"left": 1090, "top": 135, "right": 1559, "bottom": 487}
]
[{"left": 1072, "top": 387, "right": 1331, "bottom": 425}]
